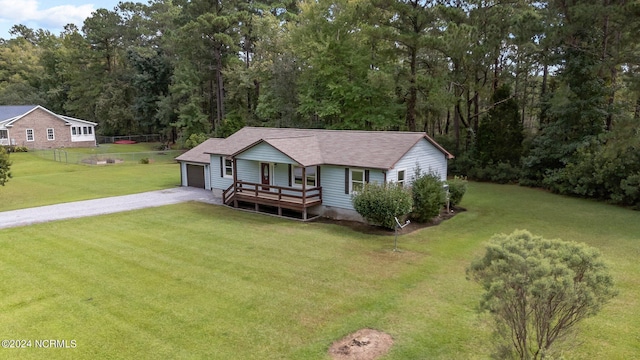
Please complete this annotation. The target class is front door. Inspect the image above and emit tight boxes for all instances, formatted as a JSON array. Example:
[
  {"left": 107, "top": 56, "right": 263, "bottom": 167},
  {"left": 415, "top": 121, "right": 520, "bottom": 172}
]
[{"left": 261, "top": 163, "right": 270, "bottom": 190}]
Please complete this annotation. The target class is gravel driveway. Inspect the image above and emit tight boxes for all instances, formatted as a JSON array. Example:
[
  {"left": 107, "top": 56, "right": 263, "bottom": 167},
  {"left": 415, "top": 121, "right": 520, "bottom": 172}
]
[{"left": 0, "top": 187, "right": 221, "bottom": 230}]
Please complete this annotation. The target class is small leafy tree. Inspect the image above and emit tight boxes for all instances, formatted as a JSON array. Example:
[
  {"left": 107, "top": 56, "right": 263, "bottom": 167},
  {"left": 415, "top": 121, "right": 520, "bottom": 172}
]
[
  {"left": 446, "top": 176, "right": 468, "bottom": 207},
  {"left": 183, "top": 132, "right": 209, "bottom": 149},
  {"left": 0, "top": 147, "right": 12, "bottom": 186},
  {"left": 411, "top": 171, "right": 445, "bottom": 222},
  {"left": 468, "top": 230, "right": 617, "bottom": 360},
  {"left": 352, "top": 182, "right": 413, "bottom": 230}
]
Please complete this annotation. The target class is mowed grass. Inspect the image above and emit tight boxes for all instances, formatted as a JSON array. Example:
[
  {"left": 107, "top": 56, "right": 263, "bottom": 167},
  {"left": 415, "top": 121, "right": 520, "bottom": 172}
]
[
  {"left": 0, "top": 150, "right": 180, "bottom": 211},
  {"left": 0, "top": 183, "right": 638, "bottom": 359}
]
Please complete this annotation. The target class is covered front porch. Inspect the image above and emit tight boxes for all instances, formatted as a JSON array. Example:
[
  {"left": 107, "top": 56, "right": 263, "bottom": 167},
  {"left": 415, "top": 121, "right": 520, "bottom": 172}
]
[
  {"left": 222, "top": 181, "right": 322, "bottom": 220},
  {"left": 218, "top": 136, "right": 324, "bottom": 220}
]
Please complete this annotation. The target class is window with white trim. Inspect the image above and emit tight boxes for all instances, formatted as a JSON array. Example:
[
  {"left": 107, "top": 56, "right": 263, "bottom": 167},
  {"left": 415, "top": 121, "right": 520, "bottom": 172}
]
[
  {"left": 72, "top": 127, "right": 78, "bottom": 136},
  {"left": 83, "top": 126, "right": 88, "bottom": 135},
  {"left": 47, "top": 128, "right": 55, "bottom": 140},
  {"left": 397, "top": 169, "right": 406, "bottom": 188},
  {"left": 26, "top": 129, "right": 34, "bottom": 141},
  {"left": 292, "top": 166, "right": 317, "bottom": 187},
  {"left": 224, "top": 157, "right": 233, "bottom": 178},
  {"left": 350, "top": 169, "right": 365, "bottom": 193},
  {"left": 0, "top": 130, "right": 7, "bottom": 139}
]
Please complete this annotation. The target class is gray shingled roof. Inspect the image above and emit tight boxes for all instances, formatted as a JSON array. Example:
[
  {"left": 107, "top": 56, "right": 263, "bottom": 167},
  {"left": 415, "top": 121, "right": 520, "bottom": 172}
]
[
  {"left": 183, "top": 127, "right": 452, "bottom": 170},
  {"left": 0, "top": 105, "right": 38, "bottom": 122},
  {"left": 175, "top": 138, "right": 226, "bottom": 164}
]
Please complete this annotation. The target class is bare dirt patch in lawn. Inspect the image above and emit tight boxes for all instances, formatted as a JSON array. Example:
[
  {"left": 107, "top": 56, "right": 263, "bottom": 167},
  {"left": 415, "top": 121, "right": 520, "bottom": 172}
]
[
  {"left": 329, "top": 328, "right": 394, "bottom": 360},
  {"left": 316, "top": 206, "right": 465, "bottom": 236}
]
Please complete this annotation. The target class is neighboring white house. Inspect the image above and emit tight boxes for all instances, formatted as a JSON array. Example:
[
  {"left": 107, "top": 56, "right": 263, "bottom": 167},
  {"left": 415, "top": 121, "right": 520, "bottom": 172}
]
[
  {"left": 176, "top": 127, "right": 453, "bottom": 221},
  {"left": 0, "top": 105, "right": 97, "bottom": 149}
]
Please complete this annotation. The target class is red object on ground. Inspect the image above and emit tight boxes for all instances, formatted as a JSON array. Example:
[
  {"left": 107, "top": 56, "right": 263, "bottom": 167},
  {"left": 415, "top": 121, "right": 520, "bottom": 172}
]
[{"left": 113, "top": 140, "right": 137, "bottom": 144}]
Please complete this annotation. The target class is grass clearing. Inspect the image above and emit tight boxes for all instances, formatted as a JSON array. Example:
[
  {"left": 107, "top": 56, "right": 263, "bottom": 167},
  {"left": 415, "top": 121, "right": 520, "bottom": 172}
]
[
  {"left": 0, "top": 151, "right": 180, "bottom": 211},
  {"left": 0, "top": 183, "right": 638, "bottom": 358}
]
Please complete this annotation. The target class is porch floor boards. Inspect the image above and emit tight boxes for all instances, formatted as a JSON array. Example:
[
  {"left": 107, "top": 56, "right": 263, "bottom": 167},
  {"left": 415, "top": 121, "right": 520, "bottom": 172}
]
[{"left": 234, "top": 191, "right": 321, "bottom": 211}]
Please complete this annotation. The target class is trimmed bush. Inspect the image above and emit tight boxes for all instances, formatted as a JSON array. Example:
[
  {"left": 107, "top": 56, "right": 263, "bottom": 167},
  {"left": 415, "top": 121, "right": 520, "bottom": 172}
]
[
  {"left": 352, "top": 182, "right": 413, "bottom": 230},
  {"left": 2, "top": 146, "right": 28, "bottom": 153},
  {"left": 0, "top": 146, "right": 11, "bottom": 186},
  {"left": 411, "top": 172, "right": 446, "bottom": 223},
  {"left": 446, "top": 176, "right": 468, "bottom": 207}
]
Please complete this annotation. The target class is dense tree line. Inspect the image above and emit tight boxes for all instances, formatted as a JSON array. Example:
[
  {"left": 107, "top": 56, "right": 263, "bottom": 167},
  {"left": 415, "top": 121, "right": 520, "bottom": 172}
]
[{"left": 1, "top": 0, "right": 638, "bottom": 207}]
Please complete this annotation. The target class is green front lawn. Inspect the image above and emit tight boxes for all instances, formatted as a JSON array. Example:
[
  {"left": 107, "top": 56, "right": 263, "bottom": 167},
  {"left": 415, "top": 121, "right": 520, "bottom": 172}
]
[
  {"left": 0, "top": 151, "right": 180, "bottom": 211},
  {"left": 0, "top": 183, "right": 638, "bottom": 359}
]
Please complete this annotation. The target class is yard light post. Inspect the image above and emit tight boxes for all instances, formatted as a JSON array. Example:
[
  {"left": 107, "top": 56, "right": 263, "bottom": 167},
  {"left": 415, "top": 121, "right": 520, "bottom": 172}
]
[
  {"left": 394, "top": 217, "right": 410, "bottom": 252},
  {"left": 443, "top": 183, "right": 450, "bottom": 213}
]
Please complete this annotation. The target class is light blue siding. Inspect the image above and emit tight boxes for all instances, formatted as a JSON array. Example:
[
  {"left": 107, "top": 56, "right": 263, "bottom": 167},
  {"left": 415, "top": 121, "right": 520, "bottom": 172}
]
[
  {"left": 236, "top": 160, "right": 291, "bottom": 186},
  {"left": 236, "top": 159, "right": 259, "bottom": 183},
  {"left": 236, "top": 142, "right": 295, "bottom": 164},
  {"left": 273, "top": 164, "right": 289, "bottom": 187},
  {"left": 388, "top": 138, "right": 448, "bottom": 184},
  {"left": 369, "top": 170, "right": 385, "bottom": 184},
  {"left": 319, "top": 166, "right": 350, "bottom": 209},
  {"left": 320, "top": 165, "right": 385, "bottom": 211},
  {"left": 211, "top": 156, "right": 296, "bottom": 189},
  {"left": 210, "top": 155, "right": 233, "bottom": 190},
  {"left": 210, "top": 137, "right": 448, "bottom": 211}
]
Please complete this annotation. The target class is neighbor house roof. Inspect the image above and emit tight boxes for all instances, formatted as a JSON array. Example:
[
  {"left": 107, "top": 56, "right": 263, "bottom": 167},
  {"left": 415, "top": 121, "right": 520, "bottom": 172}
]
[
  {"left": 0, "top": 105, "right": 38, "bottom": 122},
  {"left": 191, "top": 127, "right": 453, "bottom": 170},
  {"left": 0, "top": 105, "right": 97, "bottom": 127}
]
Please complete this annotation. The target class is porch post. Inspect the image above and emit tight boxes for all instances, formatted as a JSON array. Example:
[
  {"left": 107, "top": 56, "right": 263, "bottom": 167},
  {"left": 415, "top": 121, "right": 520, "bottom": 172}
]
[
  {"left": 232, "top": 157, "right": 238, "bottom": 208},
  {"left": 232, "top": 157, "right": 238, "bottom": 185},
  {"left": 302, "top": 167, "right": 307, "bottom": 205}
]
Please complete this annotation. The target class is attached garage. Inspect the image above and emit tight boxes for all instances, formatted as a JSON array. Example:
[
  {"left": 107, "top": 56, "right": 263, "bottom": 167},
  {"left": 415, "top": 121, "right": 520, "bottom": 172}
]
[
  {"left": 185, "top": 164, "right": 206, "bottom": 188},
  {"left": 175, "top": 138, "right": 224, "bottom": 191}
]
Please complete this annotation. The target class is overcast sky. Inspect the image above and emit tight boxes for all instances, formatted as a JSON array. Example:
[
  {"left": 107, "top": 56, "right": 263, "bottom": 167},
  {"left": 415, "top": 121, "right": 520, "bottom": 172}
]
[{"left": 0, "top": 0, "right": 121, "bottom": 39}]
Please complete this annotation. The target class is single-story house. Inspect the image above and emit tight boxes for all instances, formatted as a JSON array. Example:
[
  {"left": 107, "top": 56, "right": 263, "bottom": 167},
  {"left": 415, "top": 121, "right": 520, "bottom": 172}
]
[
  {"left": 176, "top": 127, "right": 453, "bottom": 221},
  {"left": 0, "top": 105, "right": 97, "bottom": 149}
]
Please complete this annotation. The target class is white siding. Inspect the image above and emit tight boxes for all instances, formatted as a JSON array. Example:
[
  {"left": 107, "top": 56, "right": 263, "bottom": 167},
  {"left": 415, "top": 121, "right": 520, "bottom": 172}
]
[
  {"left": 389, "top": 138, "right": 448, "bottom": 184},
  {"left": 204, "top": 164, "right": 211, "bottom": 189},
  {"left": 66, "top": 119, "right": 96, "bottom": 143},
  {"left": 180, "top": 162, "right": 187, "bottom": 186}
]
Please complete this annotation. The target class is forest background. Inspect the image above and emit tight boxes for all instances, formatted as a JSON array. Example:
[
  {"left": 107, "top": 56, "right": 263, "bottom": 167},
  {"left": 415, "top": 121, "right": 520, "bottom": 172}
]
[{"left": 1, "top": 0, "right": 639, "bottom": 207}]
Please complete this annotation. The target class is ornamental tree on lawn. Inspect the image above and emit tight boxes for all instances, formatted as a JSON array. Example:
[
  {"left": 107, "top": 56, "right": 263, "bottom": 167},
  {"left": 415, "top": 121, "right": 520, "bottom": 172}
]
[{"left": 467, "top": 230, "right": 617, "bottom": 360}]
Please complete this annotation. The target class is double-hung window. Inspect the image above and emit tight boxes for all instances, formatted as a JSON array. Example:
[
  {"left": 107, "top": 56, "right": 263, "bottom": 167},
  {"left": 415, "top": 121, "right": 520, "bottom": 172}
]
[
  {"left": 350, "top": 169, "right": 365, "bottom": 193},
  {"left": 47, "top": 128, "right": 55, "bottom": 140},
  {"left": 26, "top": 129, "right": 34, "bottom": 142},
  {"left": 292, "top": 166, "right": 317, "bottom": 187},
  {"left": 223, "top": 157, "right": 233, "bottom": 178},
  {"left": 397, "top": 169, "right": 406, "bottom": 188}
]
